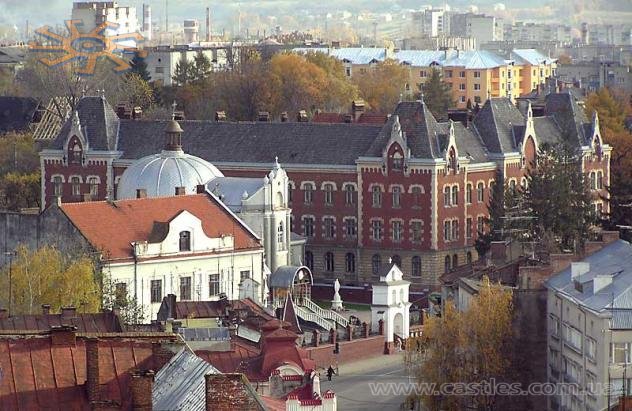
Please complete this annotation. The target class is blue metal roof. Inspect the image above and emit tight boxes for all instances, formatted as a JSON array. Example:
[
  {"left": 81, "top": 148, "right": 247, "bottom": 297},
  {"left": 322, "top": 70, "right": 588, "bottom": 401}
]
[
  {"left": 270, "top": 265, "right": 312, "bottom": 289},
  {"left": 442, "top": 50, "right": 509, "bottom": 69},
  {"left": 394, "top": 50, "right": 452, "bottom": 67},
  {"left": 153, "top": 348, "right": 219, "bottom": 411},
  {"left": 545, "top": 240, "right": 632, "bottom": 314},
  {"left": 511, "top": 49, "right": 555, "bottom": 66},
  {"left": 294, "top": 47, "right": 386, "bottom": 65}
]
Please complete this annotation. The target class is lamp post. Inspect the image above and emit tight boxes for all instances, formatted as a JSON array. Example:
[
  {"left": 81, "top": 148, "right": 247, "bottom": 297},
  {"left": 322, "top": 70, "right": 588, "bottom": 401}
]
[{"left": 4, "top": 251, "right": 15, "bottom": 315}]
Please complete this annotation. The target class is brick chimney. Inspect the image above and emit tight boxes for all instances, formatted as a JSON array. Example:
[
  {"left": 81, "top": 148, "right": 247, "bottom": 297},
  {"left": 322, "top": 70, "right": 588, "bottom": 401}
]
[
  {"left": 51, "top": 325, "right": 77, "bottom": 346},
  {"left": 166, "top": 293, "right": 177, "bottom": 319},
  {"left": 297, "top": 110, "right": 308, "bottom": 122},
  {"left": 258, "top": 111, "right": 270, "bottom": 122},
  {"left": 280, "top": 112, "right": 288, "bottom": 122},
  {"left": 86, "top": 337, "right": 100, "bottom": 403},
  {"left": 151, "top": 341, "right": 174, "bottom": 372},
  {"left": 196, "top": 184, "right": 206, "bottom": 194},
  {"left": 215, "top": 111, "right": 226, "bottom": 122},
  {"left": 205, "top": 373, "right": 262, "bottom": 410},
  {"left": 136, "top": 189, "right": 147, "bottom": 199},
  {"left": 61, "top": 306, "right": 77, "bottom": 321},
  {"left": 175, "top": 187, "right": 186, "bottom": 196},
  {"left": 343, "top": 113, "right": 353, "bottom": 123},
  {"left": 130, "top": 370, "right": 155, "bottom": 411},
  {"left": 42, "top": 304, "right": 51, "bottom": 315}
]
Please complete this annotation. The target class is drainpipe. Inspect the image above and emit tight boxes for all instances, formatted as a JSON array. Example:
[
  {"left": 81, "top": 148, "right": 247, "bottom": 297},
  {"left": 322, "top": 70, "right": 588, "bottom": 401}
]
[{"left": 131, "top": 242, "right": 138, "bottom": 302}]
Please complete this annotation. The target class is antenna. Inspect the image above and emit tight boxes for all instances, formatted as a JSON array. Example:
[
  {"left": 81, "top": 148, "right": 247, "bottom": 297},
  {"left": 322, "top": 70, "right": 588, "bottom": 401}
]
[{"left": 165, "top": 0, "right": 168, "bottom": 32}]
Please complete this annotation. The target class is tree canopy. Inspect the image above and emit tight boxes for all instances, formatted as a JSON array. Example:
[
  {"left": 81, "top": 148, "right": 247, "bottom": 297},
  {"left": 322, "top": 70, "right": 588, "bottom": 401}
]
[
  {"left": 422, "top": 68, "right": 454, "bottom": 120},
  {"left": 352, "top": 59, "right": 410, "bottom": 113}
]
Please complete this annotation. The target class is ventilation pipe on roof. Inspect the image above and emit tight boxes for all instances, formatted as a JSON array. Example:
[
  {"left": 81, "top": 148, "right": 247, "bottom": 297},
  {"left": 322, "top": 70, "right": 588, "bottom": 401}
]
[
  {"left": 136, "top": 189, "right": 147, "bottom": 199},
  {"left": 280, "top": 112, "right": 289, "bottom": 122},
  {"left": 571, "top": 262, "right": 590, "bottom": 280},
  {"left": 41, "top": 304, "right": 51, "bottom": 315},
  {"left": 130, "top": 370, "right": 155, "bottom": 411},
  {"left": 175, "top": 187, "right": 186, "bottom": 196}
]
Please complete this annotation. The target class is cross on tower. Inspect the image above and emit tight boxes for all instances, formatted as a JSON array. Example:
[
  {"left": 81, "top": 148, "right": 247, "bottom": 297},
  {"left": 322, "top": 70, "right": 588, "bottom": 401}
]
[{"left": 171, "top": 100, "right": 178, "bottom": 119}]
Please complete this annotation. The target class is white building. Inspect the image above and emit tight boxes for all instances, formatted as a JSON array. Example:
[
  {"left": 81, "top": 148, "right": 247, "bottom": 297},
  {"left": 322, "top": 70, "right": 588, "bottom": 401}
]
[
  {"left": 71, "top": 1, "right": 139, "bottom": 48},
  {"left": 450, "top": 13, "right": 503, "bottom": 45},
  {"left": 411, "top": 7, "right": 451, "bottom": 38},
  {"left": 183, "top": 19, "right": 199, "bottom": 44},
  {"left": 371, "top": 263, "right": 411, "bottom": 352},
  {"left": 545, "top": 239, "right": 632, "bottom": 411},
  {"left": 143, "top": 45, "right": 232, "bottom": 86}
]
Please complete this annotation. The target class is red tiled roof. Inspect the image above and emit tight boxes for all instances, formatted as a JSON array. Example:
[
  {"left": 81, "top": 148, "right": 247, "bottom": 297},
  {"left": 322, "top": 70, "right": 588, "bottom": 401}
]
[
  {"left": 173, "top": 298, "right": 274, "bottom": 321},
  {"left": 312, "top": 113, "right": 345, "bottom": 123},
  {"left": 261, "top": 395, "right": 286, "bottom": 411},
  {"left": 357, "top": 113, "right": 388, "bottom": 124},
  {"left": 311, "top": 112, "right": 388, "bottom": 124},
  {"left": 0, "top": 333, "right": 178, "bottom": 410},
  {"left": 0, "top": 311, "right": 122, "bottom": 333},
  {"left": 196, "top": 339, "right": 263, "bottom": 381},
  {"left": 59, "top": 194, "right": 261, "bottom": 261}
]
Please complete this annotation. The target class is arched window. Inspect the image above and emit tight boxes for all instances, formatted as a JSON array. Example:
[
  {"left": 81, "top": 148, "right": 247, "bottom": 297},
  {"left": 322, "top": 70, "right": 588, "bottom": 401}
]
[
  {"left": 590, "top": 172, "right": 596, "bottom": 190},
  {"left": 412, "top": 186, "right": 422, "bottom": 207},
  {"left": 372, "top": 185, "right": 382, "bottom": 207},
  {"left": 288, "top": 182, "right": 293, "bottom": 203},
  {"left": 303, "top": 183, "right": 314, "bottom": 204},
  {"left": 392, "top": 255, "right": 402, "bottom": 267},
  {"left": 70, "top": 176, "right": 81, "bottom": 196},
  {"left": 69, "top": 139, "right": 82, "bottom": 164},
  {"left": 466, "top": 251, "right": 473, "bottom": 264},
  {"left": 179, "top": 231, "right": 191, "bottom": 251},
  {"left": 509, "top": 179, "right": 516, "bottom": 193},
  {"left": 324, "top": 183, "right": 334, "bottom": 205},
  {"left": 344, "top": 184, "right": 356, "bottom": 205},
  {"left": 305, "top": 251, "right": 314, "bottom": 270},
  {"left": 443, "top": 186, "right": 451, "bottom": 206},
  {"left": 477, "top": 182, "right": 485, "bottom": 203},
  {"left": 412, "top": 256, "right": 421, "bottom": 277},
  {"left": 392, "top": 152, "right": 403, "bottom": 170},
  {"left": 392, "top": 186, "right": 401, "bottom": 208},
  {"left": 444, "top": 255, "right": 451, "bottom": 273},
  {"left": 345, "top": 253, "right": 355, "bottom": 273},
  {"left": 466, "top": 183, "right": 472, "bottom": 204},
  {"left": 372, "top": 254, "right": 381, "bottom": 275},
  {"left": 88, "top": 177, "right": 99, "bottom": 197},
  {"left": 452, "top": 254, "right": 458, "bottom": 269},
  {"left": 324, "top": 252, "right": 335, "bottom": 272},
  {"left": 53, "top": 176, "right": 63, "bottom": 197},
  {"left": 448, "top": 147, "right": 457, "bottom": 172},
  {"left": 597, "top": 171, "right": 603, "bottom": 189},
  {"left": 451, "top": 186, "right": 458, "bottom": 206}
]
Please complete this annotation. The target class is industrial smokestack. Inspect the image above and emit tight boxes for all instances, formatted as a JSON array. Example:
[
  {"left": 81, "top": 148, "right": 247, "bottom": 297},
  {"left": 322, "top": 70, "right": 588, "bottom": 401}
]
[
  {"left": 206, "top": 7, "right": 211, "bottom": 42},
  {"left": 143, "top": 4, "right": 152, "bottom": 41}
]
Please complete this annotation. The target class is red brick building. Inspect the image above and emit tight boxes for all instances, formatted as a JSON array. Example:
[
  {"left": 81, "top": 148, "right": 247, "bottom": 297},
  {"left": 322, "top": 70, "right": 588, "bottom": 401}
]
[{"left": 40, "top": 92, "right": 610, "bottom": 289}]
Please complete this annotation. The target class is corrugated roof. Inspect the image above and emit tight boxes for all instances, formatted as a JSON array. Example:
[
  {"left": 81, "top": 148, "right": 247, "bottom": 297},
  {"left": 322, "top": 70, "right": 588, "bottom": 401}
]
[
  {"left": 0, "top": 310, "right": 123, "bottom": 333},
  {"left": 511, "top": 49, "right": 554, "bottom": 66},
  {"left": 443, "top": 50, "right": 508, "bottom": 69},
  {"left": 394, "top": 50, "right": 449, "bottom": 67},
  {"left": 153, "top": 348, "right": 219, "bottom": 411}
]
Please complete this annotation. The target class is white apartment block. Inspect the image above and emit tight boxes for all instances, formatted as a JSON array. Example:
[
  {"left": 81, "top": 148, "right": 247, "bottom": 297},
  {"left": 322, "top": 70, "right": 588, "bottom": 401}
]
[
  {"left": 546, "top": 240, "right": 632, "bottom": 411},
  {"left": 144, "top": 46, "right": 231, "bottom": 86},
  {"left": 71, "top": 1, "right": 139, "bottom": 48}
]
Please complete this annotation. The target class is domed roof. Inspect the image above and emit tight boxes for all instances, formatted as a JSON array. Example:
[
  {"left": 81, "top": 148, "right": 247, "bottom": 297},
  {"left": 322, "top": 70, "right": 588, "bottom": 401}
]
[{"left": 117, "top": 149, "right": 224, "bottom": 199}]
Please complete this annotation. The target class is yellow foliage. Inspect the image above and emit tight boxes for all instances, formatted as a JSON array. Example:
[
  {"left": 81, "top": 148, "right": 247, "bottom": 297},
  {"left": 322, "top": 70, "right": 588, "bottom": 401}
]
[
  {"left": 1, "top": 245, "right": 100, "bottom": 315},
  {"left": 352, "top": 59, "right": 410, "bottom": 113}
]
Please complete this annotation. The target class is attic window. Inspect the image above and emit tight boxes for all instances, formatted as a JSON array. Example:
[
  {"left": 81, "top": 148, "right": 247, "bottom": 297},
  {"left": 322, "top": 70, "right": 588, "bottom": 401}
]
[
  {"left": 70, "top": 141, "right": 82, "bottom": 164},
  {"left": 179, "top": 231, "right": 191, "bottom": 252},
  {"left": 392, "top": 152, "right": 403, "bottom": 170}
]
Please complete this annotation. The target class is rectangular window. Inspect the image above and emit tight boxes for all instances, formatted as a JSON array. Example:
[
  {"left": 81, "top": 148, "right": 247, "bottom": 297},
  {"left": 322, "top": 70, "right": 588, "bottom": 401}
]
[
  {"left": 443, "top": 187, "right": 451, "bottom": 207},
  {"left": 372, "top": 186, "right": 382, "bottom": 207},
  {"left": 474, "top": 83, "right": 481, "bottom": 90},
  {"left": 304, "top": 185, "right": 313, "bottom": 204},
  {"left": 392, "top": 221, "right": 402, "bottom": 242},
  {"left": 345, "top": 218, "right": 357, "bottom": 237},
  {"left": 412, "top": 221, "right": 422, "bottom": 242},
  {"left": 324, "top": 217, "right": 335, "bottom": 239},
  {"left": 445, "top": 70, "right": 453, "bottom": 78},
  {"left": 563, "top": 324, "right": 583, "bottom": 352},
  {"left": 372, "top": 220, "right": 383, "bottom": 241},
  {"left": 420, "top": 70, "right": 427, "bottom": 78},
  {"left": 155, "top": 66, "right": 164, "bottom": 74},
  {"left": 150, "top": 279, "right": 162, "bottom": 303},
  {"left": 303, "top": 216, "right": 314, "bottom": 237},
  {"left": 345, "top": 185, "right": 356, "bottom": 205},
  {"left": 209, "top": 273, "right": 220, "bottom": 296},
  {"left": 88, "top": 177, "right": 99, "bottom": 197},
  {"left": 459, "top": 71, "right": 466, "bottom": 78},
  {"left": 466, "top": 184, "right": 472, "bottom": 204},
  {"left": 240, "top": 270, "right": 250, "bottom": 282},
  {"left": 459, "top": 83, "right": 466, "bottom": 91},
  {"left": 452, "top": 220, "right": 459, "bottom": 241},
  {"left": 477, "top": 216, "right": 485, "bottom": 234},
  {"left": 612, "top": 342, "right": 630, "bottom": 364},
  {"left": 180, "top": 276, "right": 192, "bottom": 301},
  {"left": 392, "top": 186, "right": 401, "bottom": 208},
  {"left": 53, "top": 176, "right": 63, "bottom": 197},
  {"left": 586, "top": 337, "right": 596, "bottom": 361},
  {"left": 71, "top": 177, "right": 81, "bottom": 196},
  {"left": 444, "top": 221, "right": 451, "bottom": 242},
  {"left": 474, "top": 71, "right": 481, "bottom": 78},
  {"left": 324, "top": 185, "right": 334, "bottom": 205},
  {"left": 466, "top": 217, "right": 472, "bottom": 239}
]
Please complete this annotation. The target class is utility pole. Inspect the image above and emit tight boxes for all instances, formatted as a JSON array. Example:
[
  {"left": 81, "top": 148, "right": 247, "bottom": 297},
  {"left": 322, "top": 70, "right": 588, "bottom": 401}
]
[{"left": 4, "top": 251, "right": 15, "bottom": 315}]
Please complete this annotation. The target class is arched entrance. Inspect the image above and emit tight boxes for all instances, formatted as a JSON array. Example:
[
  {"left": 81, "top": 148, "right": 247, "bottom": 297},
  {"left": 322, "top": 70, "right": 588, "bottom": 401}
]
[{"left": 393, "top": 312, "right": 404, "bottom": 338}]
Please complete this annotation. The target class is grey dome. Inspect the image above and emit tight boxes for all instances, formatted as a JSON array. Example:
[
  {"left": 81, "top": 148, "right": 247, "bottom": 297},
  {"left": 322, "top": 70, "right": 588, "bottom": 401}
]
[{"left": 117, "top": 149, "right": 224, "bottom": 199}]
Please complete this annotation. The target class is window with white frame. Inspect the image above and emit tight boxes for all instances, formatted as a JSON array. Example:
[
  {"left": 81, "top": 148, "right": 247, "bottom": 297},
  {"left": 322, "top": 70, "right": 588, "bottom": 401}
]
[
  {"left": 466, "top": 183, "right": 472, "bottom": 204},
  {"left": 324, "top": 252, "right": 335, "bottom": 272},
  {"left": 303, "top": 216, "right": 315, "bottom": 237},
  {"left": 411, "top": 186, "right": 423, "bottom": 207},
  {"left": 344, "top": 217, "right": 357, "bottom": 237},
  {"left": 53, "top": 175, "right": 63, "bottom": 196},
  {"left": 563, "top": 324, "right": 582, "bottom": 352},
  {"left": 412, "top": 256, "right": 421, "bottom": 277},
  {"left": 344, "top": 184, "right": 356, "bottom": 205},
  {"left": 611, "top": 342, "right": 631, "bottom": 364},
  {"left": 88, "top": 176, "right": 99, "bottom": 196},
  {"left": 477, "top": 182, "right": 485, "bottom": 202},
  {"left": 180, "top": 276, "right": 192, "bottom": 300},
  {"left": 443, "top": 186, "right": 451, "bottom": 207},
  {"left": 411, "top": 221, "right": 423, "bottom": 242},
  {"left": 345, "top": 253, "right": 355, "bottom": 273},
  {"left": 150, "top": 279, "right": 162, "bottom": 303},
  {"left": 586, "top": 337, "right": 596, "bottom": 361},
  {"left": 277, "top": 221, "right": 285, "bottom": 245},
  {"left": 324, "top": 183, "right": 334, "bottom": 205},
  {"left": 392, "top": 220, "right": 403, "bottom": 242},
  {"left": 303, "top": 183, "right": 314, "bottom": 204},
  {"left": 323, "top": 217, "right": 335, "bottom": 239},
  {"left": 597, "top": 171, "right": 603, "bottom": 189},
  {"left": 474, "top": 83, "right": 481, "bottom": 90},
  {"left": 590, "top": 171, "right": 596, "bottom": 190},
  {"left": 209, "top": 273, "right": 220, "bottom": 296},
  {"left": 371, "top": 219, "right": 383, "bottom": 241},
  {"left": 451, "top": 219, "right": 459, "bottom": 241},
  {"left": 392, "top": 186, "right": 401, "bottom": 208},
  {"left": 477, "top": 216, "right": 485, "bottom": 234},
  {"left": 550, "top": 314, "right": 560, "bottom": 338},
  {"left": 451, "top": 186, "right": 458, "bottom": 206},
  {"left": 444, "top": 220, "right": 451, "bottom": 242},
  {"left": 70, "top": 176, "right": 81, "bottom": 196},
  {"left": 466, "top": 217, "right": 472, "bottom": 239},
  {"left": 372, "top": 185, "right": 382, "bottom": 207}
]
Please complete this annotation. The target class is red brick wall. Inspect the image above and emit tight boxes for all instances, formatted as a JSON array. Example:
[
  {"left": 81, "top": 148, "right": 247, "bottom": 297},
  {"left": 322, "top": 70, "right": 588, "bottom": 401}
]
[
  {"left": 43, "top": 159, "right": 108, "bottom": 207},
  {"left": 305, "top": 335, "right": 385, "bottom": 369}
]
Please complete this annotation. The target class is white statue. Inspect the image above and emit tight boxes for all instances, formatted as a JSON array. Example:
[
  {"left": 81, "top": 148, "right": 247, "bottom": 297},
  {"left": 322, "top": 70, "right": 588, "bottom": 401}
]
[{"left": 331, "top": 279, "right": 344, "bottom": 311}]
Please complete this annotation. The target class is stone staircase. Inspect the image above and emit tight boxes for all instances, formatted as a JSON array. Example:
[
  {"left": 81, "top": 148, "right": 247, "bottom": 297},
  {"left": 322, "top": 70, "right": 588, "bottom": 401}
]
[{"left": 300, "top": 298, "right": 348, "bottom": 328}]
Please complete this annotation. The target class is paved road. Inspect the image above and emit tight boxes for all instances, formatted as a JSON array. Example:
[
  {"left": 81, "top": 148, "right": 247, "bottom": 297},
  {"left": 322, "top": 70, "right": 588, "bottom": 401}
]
[{"left": 320, "top": 352, "right": 411, "bottom": 411}]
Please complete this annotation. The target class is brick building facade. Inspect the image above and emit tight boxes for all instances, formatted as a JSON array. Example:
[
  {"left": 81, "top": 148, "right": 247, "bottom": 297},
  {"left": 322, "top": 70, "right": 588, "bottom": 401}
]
[{"left": 39, "top": 92, "right": 610, "bottom": 289}]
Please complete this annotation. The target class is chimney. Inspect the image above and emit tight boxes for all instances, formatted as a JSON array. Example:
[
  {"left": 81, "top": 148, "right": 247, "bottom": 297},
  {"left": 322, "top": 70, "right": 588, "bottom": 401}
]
[
  {"left": 343, "top": 113, "right": 353, "bottom": 123},
  {"left": 0, "top": 308, "right": 7, "bottom": 319},
  {"left": 196, "top": 184, "right": 206, "bottom": 194},
  {"left": 593, "top": 275, "right": 613, "bottom": 294},
  {"left": 258, "top": 111, "right": 270, "bottom": 122},
  {"left": 151, "top": 342, "right": 174, "bottom": 371},
  {"left": 86, "top": 337, "right": 100, "bottom": 403},
  {"left": 61, "top": 306, "right": 77, "bottom": 321},
  {"left": 175, "top": 187, "right": 186, "bottom": 196},
  {"left": 42, "top": 304, "right": 51, "bottom": 315},
  {"left": 130, "top": 370, "right": 155, "bottom": 411},
  {"left": 571, "top": 262, "right": 590, "bottom": 280},
  {"left": 280, "top": 112, "right": 288, "bottom": 122},
  {"left": 167, "top": 293, "right": 177, "bottom": 319},
  {"left": 136, "top": 189, "right": 147, "bottom": 199},
  {"left": 351, "top": 99, "right": 365, "bottom": 121},
  {"left": 51, "top": 325, "right": 77, "bottom": 346},
  {"left": 215, "top": 111, "right": 226, "bottom": 122}
]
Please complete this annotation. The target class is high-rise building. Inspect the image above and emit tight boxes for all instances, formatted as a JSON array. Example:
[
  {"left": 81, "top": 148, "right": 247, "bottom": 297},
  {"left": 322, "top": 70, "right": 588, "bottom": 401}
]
[
  {"left": 142, "top": 4, "right": 152, "bottom": 41},
  {"left": 183, "top": 19, "right": 199, "bottom": 44},
  {"left": 71, "top": 1, "right": 139, "bottom": 47}
]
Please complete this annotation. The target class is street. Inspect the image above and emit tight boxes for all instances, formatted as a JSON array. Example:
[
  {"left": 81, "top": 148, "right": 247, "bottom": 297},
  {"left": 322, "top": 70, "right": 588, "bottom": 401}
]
[{"left": 320, "top": 352, "right": 411, "bottom": 411}]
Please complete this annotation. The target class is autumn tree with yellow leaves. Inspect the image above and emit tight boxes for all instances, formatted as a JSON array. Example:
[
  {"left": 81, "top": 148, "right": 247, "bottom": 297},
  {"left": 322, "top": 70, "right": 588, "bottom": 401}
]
[
  {"left": 352, "top": 59, "right": 411, "bottom": 113},
  {"left": 0, "top": 245, "right": 100, "bottom": 315},
  {"left": 407, "top": 277, "right": 514, "bottom": 411}
]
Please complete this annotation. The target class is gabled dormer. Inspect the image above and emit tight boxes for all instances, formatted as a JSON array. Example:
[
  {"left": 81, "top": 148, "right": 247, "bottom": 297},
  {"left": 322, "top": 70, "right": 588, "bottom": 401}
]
[
  {"left": 519, "top": 102, "right": 538, "bottom": 168},
  {"left": 442, "top": 121, "right": 459, "bottom": 174},
  {"left": 63, "top": 111, "right": 89, "bottom": 166},
  {"left": 382, "top": 115, "right": 411, "bottom": 175},
  {"left": 590, "top": 111, "right": 603, "bottom": 161},
  {"left": 133, "top": 210, "right": 234, "bottom": 258}
]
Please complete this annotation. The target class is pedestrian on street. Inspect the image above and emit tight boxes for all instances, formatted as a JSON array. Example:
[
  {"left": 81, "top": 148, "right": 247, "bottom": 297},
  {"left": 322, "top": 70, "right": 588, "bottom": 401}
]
[{"left": 327, "top": 365, "right": 336, "bottom": 381}]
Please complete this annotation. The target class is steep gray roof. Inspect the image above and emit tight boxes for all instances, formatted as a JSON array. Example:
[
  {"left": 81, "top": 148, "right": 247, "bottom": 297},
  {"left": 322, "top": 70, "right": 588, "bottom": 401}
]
[
  {"left": 544, "top": 91, "right": 590, "bottom": 147},
  {"left": 0, "top": 96, "right": 39, "bottom": 133},
  {"left": 117, "top": 120, "right": 382, "bottom": 165},
  {"left": 452, "top": 122, "right": 489, "bottom": 162},
  {"left": 545, "top": 240, "right": 632, "bottom": 314},
  {"left": 472, "top": 98, "right": 525, "bottom": 154},
  {"left": 153, "top": 348, "right": 220, "bottom": 411},
  {"left": 207, "top": 176, "right": 266, "bottom": 211},
  {"left": 51, "top": 96, "right": 120, "bottom": 151},
  {"left": 533, "top": 117, "right": 563, "bottom": 146}
]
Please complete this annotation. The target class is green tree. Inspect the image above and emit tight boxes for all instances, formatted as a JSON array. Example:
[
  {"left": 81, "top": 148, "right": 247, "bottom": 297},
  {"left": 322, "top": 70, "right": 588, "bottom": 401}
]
[
  {"left": 119, "top": 73, "right": 154, "bottom": 109},
  {"left": 101, "top": 274, "right": 146, "bottom": 324},
  {"left": 129, "top": 53, "right": 151, "bottom": 82},
  {"left": 422, "top": 68, "right": 454, "bottom": 120},
  {"left": 192, "top": 51, "right": 212, "bottom": 83},
  {"left": 0, "top": 245, "right": 100, "bottom": 315},
  {"left": 0, "top": 132, "right": 40, "bottom": 175},
  {"left": 172, "top": 57, "right": 194, "bottom": 86},
  {"left": 475, "top": 169, "right": 505, "bottom": 257}
]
